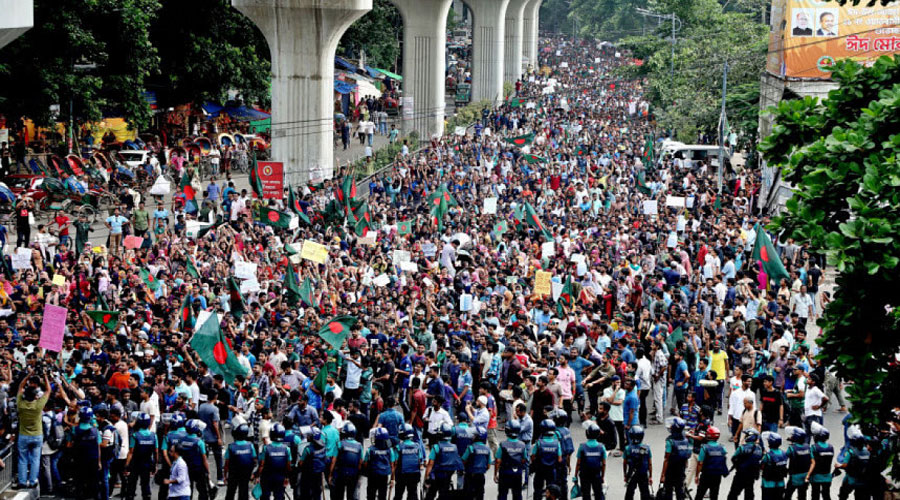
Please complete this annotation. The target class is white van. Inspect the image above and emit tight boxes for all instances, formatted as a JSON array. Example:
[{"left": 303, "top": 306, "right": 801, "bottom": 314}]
[{"left": 656, "top": 141, "right": 725, "bottom": 168}]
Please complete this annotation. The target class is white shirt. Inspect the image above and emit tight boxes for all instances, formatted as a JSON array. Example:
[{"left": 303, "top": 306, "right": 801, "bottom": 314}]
[
  {"left": 140, "top": 396, "right": 161, "bottom": 433},
  {"left": 635, "top": 357, "right": 652, "bottom": 390},
  {"left": 115, "top": 420, "right": 130, "bottom": 459},
  {"left": 728, "top": 386, "right": 757, "bottom": 420},
  {"left": 425, "top": 407, "right": 453, "bottom": 434},
  {"left": 804, "top": 385, "right": 826, "bottom": 417}
]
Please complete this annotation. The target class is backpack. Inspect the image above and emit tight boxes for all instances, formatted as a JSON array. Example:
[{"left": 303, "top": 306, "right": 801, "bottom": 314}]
[
  {"left": 102, "top": 424, "right": 122, "bottom": 461},
  {"left": 45, "top": 415, "right": 65, "bottom": 451}
]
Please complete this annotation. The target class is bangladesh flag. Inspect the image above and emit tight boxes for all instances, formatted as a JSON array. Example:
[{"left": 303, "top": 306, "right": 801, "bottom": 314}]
[
  {"left": 750, "top": 224, "right": 790, "bottom": 288},
  {"left": 186, "top": 256, "right": 200, "bottom": 279},
  {"left": 576, "top": 145, "right": 589, "bottom": 156},
  {"left": 189, "top": 313, "right": 248, "bottom": 384},
  {"left": 642, "top": 135, "right": 655, "bottom": 167},
  {"left": 180, "top": 172, "right": 199, "bottom": 214},
  {"left": 257, "top": 206, "right": 292, "bottom": 229},
  {"left": 523, "top": 202, "right": 554, "bottom": 242},
  {"left": 504, "top": 133, "right": 535, "bottom": 147},
  {"left": 508, "top": 96, "right": 527, "bottom": 108},
  {"left": 523, "top": 154, "right": 545, "bottom": 164},
  {"left": 313, "top": 358, "right": 337, "bottom": 394},
  {"left": 336, "top": 176, "right": 358, "bottom": 214},
  {"left": 179, "top": 294, "right": 195, "bottom": 330},
  {"left": 284, "top": 243, "right": 299, "bottom": 255},
  {"left": 493, "top": 220, "right": 509, "bottom": 237},
  {"left": 636, "top": 172, "right": 652, "bottom": 196},
  {"left": 285, "top": 264, "right": 302, "bottom": 306},
  {"left": 140, "top": 268, "right": 160, "bottom": 292},
  {"left": 397, "top": 220, "right": 413, "bottom": 236},
  {"left": 298, "top": 277, "right": 317, "bottom": 308},
  {"left": 228, "top": 277, "right": 246, "bottom": 318},
  {"left": 249, "top": 154, "right": 263, "bottom": 198},
  {"left": 287, "top": 185, "right": 303, "bottom": 215},
  {"left": 426, "top": 184, "right": 458, "bottom": 209},
  {"left": 665, "top": 326, "right": 684, "bottom": 354},
  {"left": 87, "top": 310, "right": 120, "bottom": 331},
  {"left": 355, "top": 216, "right": 372, "bottom": 237},
  {"left": 317, "top": 315, "right": 357, "bottom": 350},
  {"left": 556, "top": 276, "right": 574, "bottom": 316}
]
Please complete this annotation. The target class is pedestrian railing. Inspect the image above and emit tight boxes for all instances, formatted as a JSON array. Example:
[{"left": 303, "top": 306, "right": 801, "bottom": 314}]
[{"left": 0, "top": 443, "right": 15, "bottom": 494}]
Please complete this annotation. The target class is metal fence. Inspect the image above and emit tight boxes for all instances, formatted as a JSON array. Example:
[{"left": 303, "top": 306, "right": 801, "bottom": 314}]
[{"left": 0, "top": 443, "right": 14, "bottom": 494}]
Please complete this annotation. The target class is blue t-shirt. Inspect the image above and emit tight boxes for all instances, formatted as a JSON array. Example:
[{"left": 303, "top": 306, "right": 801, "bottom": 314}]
[
  {"left": 106, "top": 215, "right": 128, "bottom": 234},
  {"left": 623, "top": 389, "right": 640, "bottom": 426},
  {"left": 674, "top": 360, "right": 689, "bottom": 386}
]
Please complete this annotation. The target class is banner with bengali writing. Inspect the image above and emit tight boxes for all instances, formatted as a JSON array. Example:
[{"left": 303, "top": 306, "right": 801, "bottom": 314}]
[{"left": 767, "top": 0, "right": 900, "bottom": 79}]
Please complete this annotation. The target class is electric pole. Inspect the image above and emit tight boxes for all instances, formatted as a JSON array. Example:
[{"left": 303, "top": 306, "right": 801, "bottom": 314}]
[{"left": 718, "top": 61, "right": 728, "bottom": 194}]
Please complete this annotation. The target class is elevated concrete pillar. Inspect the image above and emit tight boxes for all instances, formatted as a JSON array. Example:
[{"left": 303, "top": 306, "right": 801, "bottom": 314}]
[
  {"left": 391, "top": 0, "right": 452, "bottom": 140},
  {"left": 0, "top": 0, "right": 33, "bottom": 50},
  {"left": 522, "top": 0, "right": 542, "bottom": 72},
  {"left": 233, "top": 0, "right": 371, "bottom": 184},
  {"left": 503, "top": 0, "right": 528, "bottom": 84},
  {"left": 466, "top": 0, "right": 509, "bottom": 104}
]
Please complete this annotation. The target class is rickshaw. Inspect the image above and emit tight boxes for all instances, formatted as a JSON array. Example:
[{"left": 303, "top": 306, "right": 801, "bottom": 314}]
[{"left": 37, "top": 176, "right": 106, "bottom": 223}]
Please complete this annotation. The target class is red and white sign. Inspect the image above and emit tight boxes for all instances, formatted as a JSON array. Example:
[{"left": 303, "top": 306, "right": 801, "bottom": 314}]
[{"left": 257, "top": 161, "right": 284, "bottom": 199}]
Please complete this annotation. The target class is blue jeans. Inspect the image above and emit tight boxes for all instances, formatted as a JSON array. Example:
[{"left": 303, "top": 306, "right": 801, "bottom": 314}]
[
  {"left": 17, "top": 434, "right": 42, "bottom": 486},
  {"left": 762, "top": 422, "right": 778, "bottom": 433}
]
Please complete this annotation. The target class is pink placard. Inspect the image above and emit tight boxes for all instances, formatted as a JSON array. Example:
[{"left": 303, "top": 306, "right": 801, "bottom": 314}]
[
  {"left": 124, "top": 235, "right": 144, "bottom": 249},
  {"left": 39, "top": 304, "right": 67, "bottom": 352}
]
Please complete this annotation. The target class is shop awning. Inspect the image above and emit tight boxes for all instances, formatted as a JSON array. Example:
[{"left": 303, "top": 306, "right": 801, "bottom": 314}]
[
  {"left": 374, "top": 68, "right": 402, "bottom": 81},
  {"left": 224, "top": 106, "right": 270, "bottom": 121},
  {"left": 202, "top": 102, "right": 225, "bottom": 115},
  {"left": 334, "top": 79, "right": 357, "bottom": 94},
  {"left": 335, "top": 57, "right": 357, "bottom": 71}
]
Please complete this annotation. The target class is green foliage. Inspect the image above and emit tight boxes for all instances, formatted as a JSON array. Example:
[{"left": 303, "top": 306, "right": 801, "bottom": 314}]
[
  {"left": 504, "top": 82, "right": 515, "bottom": 99},
  {"left": 149, "top": 0, "right": 270, "bottom": 108},
  {"left": 0, "top": 0, "right": 161, "bottom": 128},
  {"left": 539, "top": 0, "right": 576, "bottom": 35},
  {"left": 759, "top": 55, "right": 900, "bottom": 427},
  {"left": 446, "top": 101, "right": 492, "bottom": 131},
  {"left": 569, "top": 0, "right": 647, "bottom": 40},
  {"left": 351, "top": 131, "right": 419, "bottom": 177},
  {"left": 338, "top": 0, "right": 401, "bottom": 71},
  {"left": 615, "top": 0, "right": 767, "bottom": 141}
]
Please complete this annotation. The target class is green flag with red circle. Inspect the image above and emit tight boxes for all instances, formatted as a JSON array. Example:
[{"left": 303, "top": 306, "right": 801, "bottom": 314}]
[
  {"left": 750, "top": 223, "right": 790, "bottom": 288},
  {"left": 189, "top": 312, "right": 248, "bottom": 384},
  {"left": 504, "top": 133, "right": 535, "bottom": 147},
  {"left": 317, "top": 315, "right": 358, "bottom": 350},
  {"left": 140, "top": 268, "right": 160, "bottom": 292},
  {"left": 256, "top": 206, "right": 292, "bottom": 229},
  {"left": 397, "top": 220, "right": 413, "bottom": 236},
  {"left": 523, "top": 202, "right": 554, "bottom": 242},
  {"left": 86, "top": 310, "right": 120, "bottom": 331}
]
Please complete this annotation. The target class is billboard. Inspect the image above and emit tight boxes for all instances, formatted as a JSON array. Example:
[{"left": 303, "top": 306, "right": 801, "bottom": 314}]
[
  {"left": 256, "top": 161, "right": 284, "bottom": 200},
  {"left": 767, "top": 0, "right": 900, "bottom": 78}
]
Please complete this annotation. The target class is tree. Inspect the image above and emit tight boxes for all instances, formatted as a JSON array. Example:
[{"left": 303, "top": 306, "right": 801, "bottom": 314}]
[
  {"left": 148, "top": 0, "right": 270, "bottom": 109},
  {"left": 338, "top": 0, "right": 401, "bottom": 71},
  {"left": 759, "top": 55, "right": 900, "bottom": 427},
  {"left": 0, "top": 0, "right": 161, "bottom": 129}
]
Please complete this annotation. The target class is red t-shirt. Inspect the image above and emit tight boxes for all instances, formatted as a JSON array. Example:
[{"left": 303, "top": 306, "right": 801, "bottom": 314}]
[{"left": 55, "top": 215, "right": 70, "bottom": 236}]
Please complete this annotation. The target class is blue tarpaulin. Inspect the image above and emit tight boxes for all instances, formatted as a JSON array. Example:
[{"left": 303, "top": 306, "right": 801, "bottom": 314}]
[
  {"left": 334, "top": 79, "right": 357, "bottom": 94},
  {"left": 224, "top": 106, "right": 270, "bottom": 121},
  {"left": 202, "top": 102, "right": 225, "bottom": 115},
  {"left": 365, "top": 66, "right": 381, "bottom": 79},
  {"left": 335, "top": 57, "right": 356, "bottom": 72}
]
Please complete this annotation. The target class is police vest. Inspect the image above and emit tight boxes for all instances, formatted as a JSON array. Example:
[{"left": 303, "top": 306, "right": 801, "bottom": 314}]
[
  {"left": 846, "top": 447, "right": 870, "bottom": 480},
  {"left": 556, "top": 428, "right": 575, "bottom": 456},
  {"left": 397, "top": 441, "right": 421, "bottom": 474},
  {"left": 465, "top": 443, "right": 491, "bottom": 474},
  {"left": 303, "top": 443, "right": 329, "bottom": 474},
  {"left": 228, "top": 441, "right": 256, "bottom": 475},
  {"left": 336, "top": 440, "right": 363, "bottom": 478},
  {"left": 499, "top": 440, "right": 527, "bottom": 476},
  {"left": 166, "top": 430, "right": 188, "bottom": 452},
  {"left": 788, "top": 444, "right": 811, "bottom": 475},
  {"left": 811, "top": 443, "right": 834, "bottom": 476},
  {"left": 667, "top": 437, "right": 692, "bottom": 465},
  {"left": 74, "top": 425, "right": 100, "bottom": 461},
  {"left": 762, "top": 450, "right": 788, "bottom": 481},
  {"left": 181, "top": 435, "right": 206, "bottom": 473},
  {"left": 434, "top": 441, "right": 463, "bottom": 475},
  {"left": 452, "top": 426, "right": 473, "bottom": 456},
  {"left": 131, "top": 430, "right": 157, "bottom": 469},
  {"left": 536, "top": 438, "right": 560, "bottom": 468},
  {"left": 263, "top": 443, "right": 290, "bottom": 477},
  {"left": 283, "top": 431, "right": 300, "bottom": 465},
  {"left": 369, "top": 447, "right": 393, "bottom": 476},
  {"left": 701, "top": 443, "right": 728, "bottom": 476},
  {"left": 734, "top": 444, "right": 763, "bottom": 476},
  {"left": 580, "top": 441, "right": 606, "bottom": 474}
]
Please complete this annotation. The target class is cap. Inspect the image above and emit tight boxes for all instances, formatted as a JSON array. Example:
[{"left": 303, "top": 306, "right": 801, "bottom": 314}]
[{"left": 477, "top": 396, "right": 488, "bottom": 405}]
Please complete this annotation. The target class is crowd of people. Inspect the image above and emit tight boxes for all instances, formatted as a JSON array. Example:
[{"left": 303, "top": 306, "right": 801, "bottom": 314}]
[{"left": 0, "top": 35, "right": 897, "bottom": 500}]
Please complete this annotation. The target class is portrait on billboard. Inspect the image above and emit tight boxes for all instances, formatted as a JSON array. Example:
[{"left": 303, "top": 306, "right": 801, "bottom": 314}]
[
  {"left": 816, "top": 9, "right": 838, "bottom": 37},
  {"left": 791, "top": 9, "right": 814, "bottom": 36}
]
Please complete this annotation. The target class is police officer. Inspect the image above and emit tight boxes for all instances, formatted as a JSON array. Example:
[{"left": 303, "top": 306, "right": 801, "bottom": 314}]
[
  {"left": 394, "top": 424, "right": 424, "bottom": 500},
  {"left": 461, "top": 426, "right": 492, "bottom": 500},
  {"left": 330, "top": 422, "right": 363, "bottom": 500},
  {"left": 550, "top": 409, "right": 574, "bottom": 495},
  {"left": 531, "top": 419, "right": 561, "bottom": 500},
  {"left": 694, "top": 426, "right": 728, "bottom": 500},
  {"left": 256, "top": 424, "right": 292, "bottom": 500},
  {"left": 69, "top": 406, "right": 101, "bottom": 500},
  {"left": 659, "top": 417, "right": 692, "bottom": 500},
  {"left": 807, "top": 422, "right": 834, "bottom": 500},
  {"left": 182, "top": 419, "right": 212, "bottom": 500},
  {"left": 159, "top": 412, "right": 188, "bottom": 500},
  {"left": 495, "top": 421, "right": 528, "bottom": 500},
  {"left": 366, "top": 428, "right": 396, "bottom": 500},
  {"left": 125, "top": 413, "right": 157, "bottom": 500},
  {"left": 575, "top": 422, "right": 607, "bottom": 500},
  {"left": 224, "top": 424, "right": 257, "bottom": 500},
  {"left": 451, "top": 412, "right": 473, "bottom": 488},
  {"left": 298, "top": 427, "right": 329, "bottom": 500},
  {"left": 623, "top": 425, "right": 651, "bottom": 500},
  {"left": 280, "top": 417, "right": 303, "bottom": 492},
  {"left": 424, "top": 422, "right": 463, "bottom": 500},
  {"left": 835, "top": 426, "right": 870, "bottom": 500},
  {"left": 726, "top": 429, "right": 763, "bottom": 500},
  {"left": 760, "top": 432, "right": 789, "bottom": 500},
  {"left": 784, "top": 427, "right": 812, "bottom": 500}
]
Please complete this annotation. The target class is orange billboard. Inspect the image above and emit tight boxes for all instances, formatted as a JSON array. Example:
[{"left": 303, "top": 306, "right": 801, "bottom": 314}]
[{"left": 767, "top": 0, "right": 900, "bottom": 78}]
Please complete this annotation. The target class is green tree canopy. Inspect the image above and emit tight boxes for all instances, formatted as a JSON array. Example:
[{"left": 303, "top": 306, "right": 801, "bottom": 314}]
[
  {"left": 759, "top": 55, "right": 900, "bottom": 426},
  {"left": 338, "top": 0, "right": 401, "bottom": 71}
]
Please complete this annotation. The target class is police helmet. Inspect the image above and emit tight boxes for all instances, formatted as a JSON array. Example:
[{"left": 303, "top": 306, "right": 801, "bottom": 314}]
[
  {"left": 585, "top": 422, "right": 601, "bottom": 440},
  {"left": 763, "top": 431, "right": 782, "bottom": 449},
  {"left": 785, "top": 426, "right": 806, "bottom": 443},
  {"left": 743, "top": 428, "right": 760, "bottom": 443},
  {"left": 399, "top": 423, "right": 415, "bottom": 441},
  {"left": 847, "top": 425, "right": 867, "bottom": 447},
  {"left": 666, "top": 416, "right": 686, "bottom": 435},
  {"left": 810, "top": 421, "right": 830, "bottom": 442},
  {"left": 308, "top": 427, "right": 322, "bottom": 442},
  {"left": 540, "top": 419, "right": 557, "bottom": 435},
  {"left": 456, "top": 410, "right": 469, "bottom": 423},
  {"left": 374, "top": 427, "right": 391, "bottom": 447},
  {"left": 628, "top": 425, "right": 645, "bottom": 443},
  {"left": 706, "top": 426, "right": 721, "bottom": 441},
  {"left": 136, "top": 412, "right": 152, "bottom": 429},
  {"left": 170, "top": 412, "right": 186, "bottom": 429},
  {"left": 270, "top": 423, "right": 286, "bottom": 441},
  {"left": 505, "top": 421, "right": 521, "bottom": 439},
  {"left": 550, "top": 408, "right": 569, "bottom": 428},
  {"left": 439, "top": 422, "right": 453, "bottom": 440},
  {"left": 475, "top": 426, "right": 488, "bottom": 443},
  {"left": 79, "top": 406, "right": 94, "bottom": 422},
  {"left": 185, "top": 419, "right": 207, "bottom": 436},
  {"left": 232, "top": 424, "right": 250, "bottom": 441},
  {"left": 341, "top": 422, "right": 357, "bottom": 439}
]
